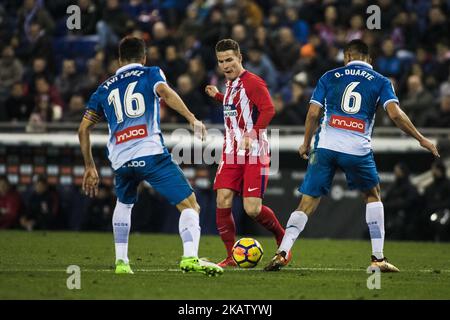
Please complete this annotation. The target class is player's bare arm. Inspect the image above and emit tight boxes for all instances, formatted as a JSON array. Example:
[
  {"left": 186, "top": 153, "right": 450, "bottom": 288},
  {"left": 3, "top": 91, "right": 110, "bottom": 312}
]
[
  {"left": 299, "top": 103, "right": 322, "bottom": 160},
  {"left": 386, "top": 102, "right": 440, "bottom": 157},
  {"left": 78, "top": 117, "right": 99, "bottom": 197},
  {"left": 156, "top": 82, "right": 206, "bottom": 140}
]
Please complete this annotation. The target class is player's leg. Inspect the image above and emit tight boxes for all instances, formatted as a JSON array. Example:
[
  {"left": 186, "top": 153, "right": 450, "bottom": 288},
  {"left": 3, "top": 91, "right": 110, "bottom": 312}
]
[
  {"left": 265, "top": 148, "right": 336, "bottom": 271},
  {"left": 141, "top": 153, "right": 223, "bottom": 276},
  {"left": 340, "top": 151, "right": 399, "bottom": 272},
  {"left": 243, "top": 161, "right": 285, "bottom": 247},
  {"left": 213, "top": 160, "right": 243, "bottom": 267},
  {"left": 113, "top": 165, "right": 140, "bottom": 274},
  {"left": 362, "top": 185, "right": 399, "bottom": 272},
  {"left": 215, "top": 188, "right": 238, "bottom": 266}
]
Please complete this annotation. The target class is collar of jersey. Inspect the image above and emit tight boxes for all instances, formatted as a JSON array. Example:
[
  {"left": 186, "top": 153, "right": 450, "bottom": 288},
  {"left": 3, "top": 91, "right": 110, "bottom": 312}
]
[
  {"left": 115, "top": 63, "right": 143, "bottom": 75},
  {"left": 346, "top": 60, "right": 373, "bottom": 69}
]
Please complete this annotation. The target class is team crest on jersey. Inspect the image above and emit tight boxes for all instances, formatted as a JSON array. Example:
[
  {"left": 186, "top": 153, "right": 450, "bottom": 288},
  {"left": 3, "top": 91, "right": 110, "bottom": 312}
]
[{"left": 223, "top": 104, "right": 238, "bottom": 118}]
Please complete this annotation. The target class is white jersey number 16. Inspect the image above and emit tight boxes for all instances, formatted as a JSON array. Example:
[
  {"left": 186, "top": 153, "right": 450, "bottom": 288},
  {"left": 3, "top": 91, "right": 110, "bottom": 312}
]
[{"left": 108, "top": 81, "right": 145, "bottom": 123}]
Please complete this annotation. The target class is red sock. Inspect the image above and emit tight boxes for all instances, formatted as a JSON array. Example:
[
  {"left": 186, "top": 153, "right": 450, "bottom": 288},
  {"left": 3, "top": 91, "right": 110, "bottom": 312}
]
[
  {"left": 216, "top": 208, "right": 236, "bottom": 257},
  {"left": 255, "top": 205, "right": 285, "bottom": 246}
]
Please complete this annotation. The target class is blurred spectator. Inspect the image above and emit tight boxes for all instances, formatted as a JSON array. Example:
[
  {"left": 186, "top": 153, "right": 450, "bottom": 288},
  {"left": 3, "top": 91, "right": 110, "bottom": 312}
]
[
  {"left": 96, "top": 0, "right": 132, "bottom": 50},
  {"left": 82, "top": 183, "right": 114, "bottom": 231},
  {"left": 244, "top": 46, "right": 278, "bottom": 93},
  {"left": 2, "top": 82, "right": 34, "bottom": 122},
  {"left": 421, "top": 6, "right": 449, "bottom": 49},
  {"left": 0, "top": 176, "right": 22, "bottom": 229},
  {"left": 79, "top": 55, "right": 107, "bottom": 96},
  {"left": 422, "top": 88, "right": 450, "bottom": 127},
  {"left": 271, "top": 27, "right": 300, "bottom": 73},
  {"left": 151, "top": 21, "right": 177, "bottom": 57},
  {"left": 16, "top": 0, "right": 55, "bottom": 40},
  {"left": 54, "top": 59, "right": 84, "bottom": 105},
  {"left": 345, "top": 14, "right": 364, "bottom": 42},
  {"left": 176, "top": 3, "right": 202, "bottom": 39},
  {"left": 20, "top": 175, "right": 60, "bottom": 231},
  {"left": 23, "top": 57, "right": 52, "bottom": 95},
  {"left": 163, "top": 45, "right": 187, "bottom": 86},
  {"left": 174, "top": 74, "right": 207, "bottom": 122},
  {"left": 146, "top": 45, "right": 164, "bottom": 68},
  {"left": 401, "top": 75, "right": 434, "bottom": 125},
  {"left": 14, "top": 20, "right": 53, "bottom": 66},
  {"left": 26, "top": 76, "right": 63, "bottom": 131},
  {"left": 200, "top": 8, "right": 227, "bottom": 48},
  {"left": 285, "top": 6, "right": 309, "bottom": 45},
  {"left": 62, "top": 94, "right": 85, "bottom": 122},
  {"left": 383, "top": 163, "right": 421, "bottom": 240},
  {"left": 376, "top": 39, "right": 403, "bottom": 79},
  {"left": 423, "top": 160, "right": 450, "bottom": 241},
  {"left": 237, "top": 0, "right": 263, "bottom": 29},
  {"left": 0, "top": 46, "right": 24, "bottom": 99},
  {"left": 315, "top": 5, "right": 338, "bottom": 46},
  {"left": 186, "top": 56, "right": 208, "bottom": 92}
]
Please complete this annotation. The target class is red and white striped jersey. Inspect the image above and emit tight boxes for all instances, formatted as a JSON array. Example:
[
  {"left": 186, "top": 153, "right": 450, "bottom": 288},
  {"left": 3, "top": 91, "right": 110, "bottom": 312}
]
[{"left": 214, "top": 70, "right": 275, "bottom": 158}]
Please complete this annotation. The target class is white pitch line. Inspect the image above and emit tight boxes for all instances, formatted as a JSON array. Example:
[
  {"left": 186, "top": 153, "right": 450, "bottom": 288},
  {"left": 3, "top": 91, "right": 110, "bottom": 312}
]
[{"left": 2, "top": 267, "right": 450, "bottom": 273}]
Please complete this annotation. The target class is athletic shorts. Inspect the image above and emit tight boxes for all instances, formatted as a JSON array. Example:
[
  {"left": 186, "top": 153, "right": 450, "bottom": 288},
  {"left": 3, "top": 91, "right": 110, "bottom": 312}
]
[
  {"left": 299, "top": 148, "right": 380, "bottom": 197},
  {"left": 114, "top": 150, "right": 193, "bottom": 205},
  {"left": 213, "top": 154, "right": 269, "bottom": 198}
]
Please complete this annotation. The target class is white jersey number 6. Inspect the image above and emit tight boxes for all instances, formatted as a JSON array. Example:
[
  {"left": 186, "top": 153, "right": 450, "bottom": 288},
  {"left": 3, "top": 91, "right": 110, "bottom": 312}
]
[{"left": 341, "top": 81, "right": 361, "bottom": 114}]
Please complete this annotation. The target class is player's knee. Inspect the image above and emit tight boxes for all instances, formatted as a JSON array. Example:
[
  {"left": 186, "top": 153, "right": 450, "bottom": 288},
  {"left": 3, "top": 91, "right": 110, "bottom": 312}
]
[
  {"left": 297, "top": 196, "right": 319, "bottom": 215},
  {"left": 216, "top": 193, "right": 233, "bottom": 208},
  {"left": 244, "top": 202, "right": 261, "bottom": 218}
]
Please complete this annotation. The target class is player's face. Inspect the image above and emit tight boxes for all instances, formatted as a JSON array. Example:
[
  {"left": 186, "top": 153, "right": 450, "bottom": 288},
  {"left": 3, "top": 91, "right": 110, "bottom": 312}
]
[{"left": 216, "top": 50, "right": 243, "bottom": 81}]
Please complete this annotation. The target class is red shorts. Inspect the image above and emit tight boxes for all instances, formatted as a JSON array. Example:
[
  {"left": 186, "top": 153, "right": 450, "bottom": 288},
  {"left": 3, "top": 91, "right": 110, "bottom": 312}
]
[{"left": 213, "top": 154, "right": 270, "bottom": 198}]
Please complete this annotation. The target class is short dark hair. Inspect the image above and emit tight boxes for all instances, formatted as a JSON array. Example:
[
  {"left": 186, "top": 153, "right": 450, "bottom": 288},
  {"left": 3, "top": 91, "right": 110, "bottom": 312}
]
[
  {"left": 215, "top": 39, "right": 240, "bottom": 55},
  {"left": 119, "top": 36, "right": 146, "bottom": 62},
  {"left": 344, "top": 39, "right": 369, "bottom": 56}
]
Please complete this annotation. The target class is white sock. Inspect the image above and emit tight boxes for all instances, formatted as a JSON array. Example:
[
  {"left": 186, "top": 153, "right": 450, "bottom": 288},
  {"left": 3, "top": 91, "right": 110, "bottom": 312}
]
[
  {"left": 113, "top": 200, "right": 133, "bottom": 264},
  {"left": 366, "top": 201, "right": 385, "bottom": 260},
  {"left": 278, "top": 211, "right": 308, "bottom": 254},
  {"left": 179, "top": 208, "right": 200, "bottom": 258}
]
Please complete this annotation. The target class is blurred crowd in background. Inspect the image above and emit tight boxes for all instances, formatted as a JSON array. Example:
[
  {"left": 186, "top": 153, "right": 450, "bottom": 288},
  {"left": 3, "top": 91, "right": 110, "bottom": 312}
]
[
  {"left": 0, "top": 0, "right": 449, "bottom": 240},
  {"left": 0, "top": 0, "right": 449, "bottom": 127}
]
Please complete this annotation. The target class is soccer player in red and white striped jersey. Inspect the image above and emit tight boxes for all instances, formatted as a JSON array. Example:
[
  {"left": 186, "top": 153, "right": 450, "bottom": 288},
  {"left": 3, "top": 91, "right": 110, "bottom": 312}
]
[{"left": 205, "top": 39, "right": 289, "bottom": 267}]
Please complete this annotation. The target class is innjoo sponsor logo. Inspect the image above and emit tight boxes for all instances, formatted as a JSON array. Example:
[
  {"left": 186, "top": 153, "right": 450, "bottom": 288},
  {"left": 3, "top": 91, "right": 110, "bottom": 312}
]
[
  {"left": 115, "top": 125, "right": 148, "bottom": 144},
  {"left": 329, "top": 115, "right": 365, "bottom": 133}
]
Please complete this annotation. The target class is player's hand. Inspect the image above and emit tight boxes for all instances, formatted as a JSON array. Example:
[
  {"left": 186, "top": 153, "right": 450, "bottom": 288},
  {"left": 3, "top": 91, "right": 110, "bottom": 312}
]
[
  {"left": 419, "top": 138, "right": 440, "bottom": 157},
  {"left": 205, "top": 85, "right": 219, "bottom": 98},
  {"left": 239, "top": 136, "right": 253, "bottom": 151},
  {"left": 299, "top": 143, "right": 310, "bottom": 160},
  {"left": 82, "top": 166, "right": 99, "bottom": 198},
  {"left": 238, "top": 130, "right": 256, "bottom": 151},
  {"left": 190, "top": 119, "right": 207, "bottom": 141}
]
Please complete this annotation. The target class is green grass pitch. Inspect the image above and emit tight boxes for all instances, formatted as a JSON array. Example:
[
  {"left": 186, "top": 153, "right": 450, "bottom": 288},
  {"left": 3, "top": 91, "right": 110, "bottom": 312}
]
[{"left": 0, "top": 231, "right": 449, "bottom": 299}]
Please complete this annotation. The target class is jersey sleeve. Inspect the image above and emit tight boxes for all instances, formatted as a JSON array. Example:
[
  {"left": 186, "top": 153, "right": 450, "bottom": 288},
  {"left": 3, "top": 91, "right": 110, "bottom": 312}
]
[
  {"left": 83, "top": 88, "right": 103, "bottom": 123},
  {"left": 309, "top": 73, "right": 327, "bottom": 108},
  {"left": 379, "top": 77, "right": 399, "bottom": 110},
  {"left": 245, "top": 77, "right": 275, "bottom": 133},
  {"left": 149, "top": 67, "right": 167, "bottom": 97}
]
